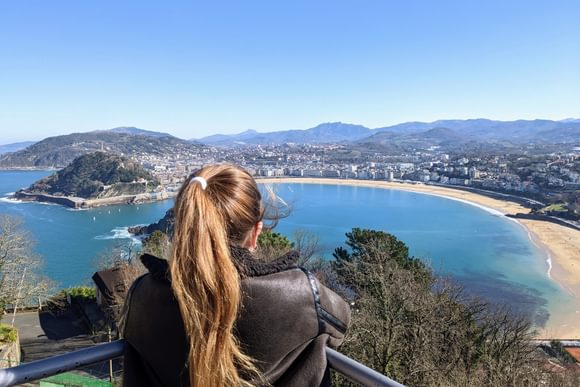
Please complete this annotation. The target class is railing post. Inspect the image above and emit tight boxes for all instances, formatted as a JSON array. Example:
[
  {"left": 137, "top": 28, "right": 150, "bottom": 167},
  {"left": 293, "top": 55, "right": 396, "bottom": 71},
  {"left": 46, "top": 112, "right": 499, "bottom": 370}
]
[{"left": 108, "top": 326, "right": 114, "bottom": 384}]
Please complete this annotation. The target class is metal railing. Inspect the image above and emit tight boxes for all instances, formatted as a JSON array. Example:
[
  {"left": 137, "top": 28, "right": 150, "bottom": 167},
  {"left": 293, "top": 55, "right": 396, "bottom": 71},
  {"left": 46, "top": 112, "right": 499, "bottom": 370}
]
[
  {"left": 326, "top": 347, "right": 405, "bottom": 387},
  {"left": 0, "top": 340, "right": 404, "bottom": 387}
]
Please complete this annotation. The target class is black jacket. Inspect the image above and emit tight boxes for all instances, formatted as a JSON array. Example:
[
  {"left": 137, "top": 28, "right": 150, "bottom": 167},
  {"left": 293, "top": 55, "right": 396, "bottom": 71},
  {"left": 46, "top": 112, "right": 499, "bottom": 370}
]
[{"left": 121, "top": 247, "right": 351, "bottom": 386}]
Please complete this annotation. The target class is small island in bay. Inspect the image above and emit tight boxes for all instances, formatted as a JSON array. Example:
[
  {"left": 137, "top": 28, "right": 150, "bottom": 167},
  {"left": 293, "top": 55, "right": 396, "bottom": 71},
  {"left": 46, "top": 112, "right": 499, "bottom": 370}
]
[{"left": 13, "top": 152, "right": 169, "bottom": 208}]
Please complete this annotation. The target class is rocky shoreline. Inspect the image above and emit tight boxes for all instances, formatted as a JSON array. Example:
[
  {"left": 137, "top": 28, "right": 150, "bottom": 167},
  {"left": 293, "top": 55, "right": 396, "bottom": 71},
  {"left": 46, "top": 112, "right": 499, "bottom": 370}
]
[{"left": 128, "top": 208, "right": 174, "bottom": 236}]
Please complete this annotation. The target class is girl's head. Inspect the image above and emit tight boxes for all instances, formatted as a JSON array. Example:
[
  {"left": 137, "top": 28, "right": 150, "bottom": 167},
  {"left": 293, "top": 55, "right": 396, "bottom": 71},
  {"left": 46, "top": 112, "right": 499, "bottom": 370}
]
[
  {"left": 175, "top": 164, "right": 264, "bottom": 250},
  {"left": 170, "top": 164, "right": 264, "bottom": 387}
]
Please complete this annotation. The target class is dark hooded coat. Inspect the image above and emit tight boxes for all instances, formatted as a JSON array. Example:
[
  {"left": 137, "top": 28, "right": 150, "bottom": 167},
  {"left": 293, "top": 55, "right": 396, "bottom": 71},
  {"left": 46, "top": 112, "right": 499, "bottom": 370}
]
[{"left": 121, "top": 247, "right": 351, "bottom": 386}]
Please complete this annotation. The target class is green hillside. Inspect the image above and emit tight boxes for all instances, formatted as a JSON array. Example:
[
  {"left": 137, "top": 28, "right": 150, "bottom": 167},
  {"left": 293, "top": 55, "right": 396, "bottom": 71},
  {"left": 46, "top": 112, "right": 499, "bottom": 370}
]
[
  {"left": 0, "top": 130, "right": 203, "bottom": 168},
  {"left": 25, "top": 152, "right": 159, "bottom": 199}
]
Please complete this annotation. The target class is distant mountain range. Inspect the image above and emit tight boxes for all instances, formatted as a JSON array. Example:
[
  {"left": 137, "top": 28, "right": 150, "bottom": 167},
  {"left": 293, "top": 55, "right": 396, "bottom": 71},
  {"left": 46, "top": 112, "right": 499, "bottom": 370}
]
[
  {"left": 195, "top": 123, "right": 373, "bottom": 145},
  {"left": 0, "top": 127, "right": 203, "bottom": 168},
  {"left": 1, "top": 119, "right": 578, "bottom": 168},
  {"left": 0, "top": 141, "right": 37, "bottom": 155},
  {"left": 196, "top": 119, "right": 580, "bottom": 146}
]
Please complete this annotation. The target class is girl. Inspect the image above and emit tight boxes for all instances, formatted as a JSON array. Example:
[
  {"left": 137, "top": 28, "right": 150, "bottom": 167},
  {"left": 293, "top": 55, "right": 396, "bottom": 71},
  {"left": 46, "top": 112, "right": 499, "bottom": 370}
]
[{"left": 122, "top": 164, "right": 350, "bottom": 386}]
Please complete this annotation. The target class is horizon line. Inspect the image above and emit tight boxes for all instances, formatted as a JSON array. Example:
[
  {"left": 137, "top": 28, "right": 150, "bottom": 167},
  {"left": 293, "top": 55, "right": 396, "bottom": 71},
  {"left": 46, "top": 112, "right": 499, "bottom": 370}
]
[{"left": 2, "top": 116, "right": 579, "bottom": 145}]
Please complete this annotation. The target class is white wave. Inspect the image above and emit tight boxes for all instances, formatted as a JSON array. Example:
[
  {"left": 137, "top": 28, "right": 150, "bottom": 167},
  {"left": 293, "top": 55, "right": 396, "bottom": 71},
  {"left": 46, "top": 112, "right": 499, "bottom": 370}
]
[
  {"left": 546, "top": 256, "right": 553, "bottom": 279},
  {"left": 94, "top": 226, "right": 143, "bottom": 245},
  {"left": 0, "top": 196, "right": 58, "bottom": 206},
  {"left": 94, "top": 227, "right": 132, "bottom": 240},
  {"left": 515, "top": 220, "right": 554, "bottom": 280},
  {"left": 36, "top": 201, "right": 60, "bottom": 206},
  {"left": 0, "top": 197, "right": 24, "bottom": 203},
  {"left": 4, "top": 192, "right": 15, "bottom": 196},
  {"left": 411, "top": 191, "right": 506, "bottom": 217}
]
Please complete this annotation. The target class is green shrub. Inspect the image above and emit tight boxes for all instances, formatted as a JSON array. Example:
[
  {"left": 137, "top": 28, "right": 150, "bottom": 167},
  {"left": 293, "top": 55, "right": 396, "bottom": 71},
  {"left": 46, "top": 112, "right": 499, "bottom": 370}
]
[
  {"left": 64, "top": 286, "right": 96, "bottom": 301},
  {"left": 0, "top": 324, "right": 17, "bottom": 343}
]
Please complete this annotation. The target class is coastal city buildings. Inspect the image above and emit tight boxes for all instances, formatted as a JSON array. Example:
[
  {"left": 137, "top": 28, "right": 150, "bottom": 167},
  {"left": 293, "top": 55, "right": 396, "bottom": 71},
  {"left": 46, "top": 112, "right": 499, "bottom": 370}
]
[{"left": 132, "top": 142, "right": 580, "bottom": 217}]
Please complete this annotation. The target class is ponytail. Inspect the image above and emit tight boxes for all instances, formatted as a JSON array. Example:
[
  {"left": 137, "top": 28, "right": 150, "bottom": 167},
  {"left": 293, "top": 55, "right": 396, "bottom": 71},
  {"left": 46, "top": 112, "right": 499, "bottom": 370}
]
[{"left": 170, "top": 167, "right": 262, "bottom": 387}]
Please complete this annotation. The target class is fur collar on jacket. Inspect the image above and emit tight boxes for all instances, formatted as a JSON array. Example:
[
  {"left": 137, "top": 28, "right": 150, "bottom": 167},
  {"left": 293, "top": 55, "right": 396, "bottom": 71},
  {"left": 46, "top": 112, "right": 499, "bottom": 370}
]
[{"left": 139, "top": 246, "right": 300, "bottom": 282}]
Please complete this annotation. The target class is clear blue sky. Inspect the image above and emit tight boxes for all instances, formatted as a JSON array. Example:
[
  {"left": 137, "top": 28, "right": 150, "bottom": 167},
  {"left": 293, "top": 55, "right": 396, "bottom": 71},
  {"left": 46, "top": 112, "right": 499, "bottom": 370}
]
[{"left": 0, "top": 0, "right": 579, "bottom": 143}]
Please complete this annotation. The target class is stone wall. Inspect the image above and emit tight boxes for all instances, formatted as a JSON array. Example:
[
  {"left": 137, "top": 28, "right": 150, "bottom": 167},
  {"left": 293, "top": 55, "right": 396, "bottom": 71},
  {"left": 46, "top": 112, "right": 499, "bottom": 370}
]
[
  {"left": 0, "top": 331, "right": 21, "bottom": 368},
  {"left": 14, "top": 190, "right": 174, "bottom": 209}
]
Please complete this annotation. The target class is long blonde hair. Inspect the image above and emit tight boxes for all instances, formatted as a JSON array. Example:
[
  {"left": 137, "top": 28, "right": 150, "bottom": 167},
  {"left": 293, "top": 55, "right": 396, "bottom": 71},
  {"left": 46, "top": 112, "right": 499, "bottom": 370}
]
[{"left": 170, "top": 164, "right": 264, "bottom": 387}]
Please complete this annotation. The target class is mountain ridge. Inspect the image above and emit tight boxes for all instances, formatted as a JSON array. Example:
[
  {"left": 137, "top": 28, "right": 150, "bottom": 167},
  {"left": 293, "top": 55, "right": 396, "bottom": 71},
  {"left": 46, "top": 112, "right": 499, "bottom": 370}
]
[
  {"left": 197, "top": 122, "right": 373, "bottom": 145},
  {"left": 0, "top": 141, "right": 37, "bottom": 155},
  {"left": 105, "top": 126, "right": 174, "bottom": 138},
  {"left": 0, "top": 129, "right": 204, "bottom": 168},
  {"left": 2, "top": 118, "right": 578, "bottom": 167},
  {"left": 195, "top": 119, "right": 580, "bottom": 146}
]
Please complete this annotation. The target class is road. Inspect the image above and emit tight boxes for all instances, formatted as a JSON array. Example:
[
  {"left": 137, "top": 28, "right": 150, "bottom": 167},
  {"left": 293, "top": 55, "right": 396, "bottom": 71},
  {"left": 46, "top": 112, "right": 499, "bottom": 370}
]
[{"left": 2, "top": 310, "right": 96, "bottom": 362}]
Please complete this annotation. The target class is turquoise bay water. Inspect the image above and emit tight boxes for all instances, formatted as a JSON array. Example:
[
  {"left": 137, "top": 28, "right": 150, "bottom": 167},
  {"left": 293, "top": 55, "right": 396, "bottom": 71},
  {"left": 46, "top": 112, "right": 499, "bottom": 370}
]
[
  {"left": 0, "top": 171, "right": 570, "bottom": 327},
  {"left": 0, "top": 170, "right": 174, "bottom": 286}
]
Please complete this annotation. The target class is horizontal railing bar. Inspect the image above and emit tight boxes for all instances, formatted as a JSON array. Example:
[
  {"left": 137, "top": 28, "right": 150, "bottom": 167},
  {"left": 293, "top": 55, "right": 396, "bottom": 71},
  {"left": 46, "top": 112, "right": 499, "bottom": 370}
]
[
  {"left": 0, "top": 340, "right": 405, "bottom": 387},
  {"left": 326, "top": 347, "right": 405, "bottom": 387},
  {"left": 0, "top": 340, "right": 125, "bottom": 387}
]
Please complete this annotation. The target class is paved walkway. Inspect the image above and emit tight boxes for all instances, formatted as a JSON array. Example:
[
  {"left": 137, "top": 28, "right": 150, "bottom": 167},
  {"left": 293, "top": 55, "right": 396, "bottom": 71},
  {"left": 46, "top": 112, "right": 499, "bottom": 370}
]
[
  {"left": 2, "top": 312, "right": 43, "bottom": 342},
  {"left": 2, "top": 310, "right": 95, "bottom": 362},
  {"left": 2, "top": 310, "right": 120, "bottom": 381}
]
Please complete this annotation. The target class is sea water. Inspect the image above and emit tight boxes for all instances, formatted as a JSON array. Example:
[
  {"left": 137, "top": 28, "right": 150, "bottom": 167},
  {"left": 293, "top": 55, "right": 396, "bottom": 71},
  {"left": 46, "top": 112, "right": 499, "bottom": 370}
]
[
  {"left": 0, "top": 171, "right": 571, "bottom": 328},
  {"left": 0, "top": 170, "right": 174, "bottom": 286},
  {"left": 270, "top": 183, "right": 569, "bottom": 327}
]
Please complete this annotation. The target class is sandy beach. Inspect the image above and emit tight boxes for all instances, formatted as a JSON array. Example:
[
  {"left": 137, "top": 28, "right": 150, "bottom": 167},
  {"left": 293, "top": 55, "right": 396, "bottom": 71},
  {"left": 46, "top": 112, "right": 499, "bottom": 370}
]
[{"left": 260, "top": 177, "right": 580, "bottom": 338}]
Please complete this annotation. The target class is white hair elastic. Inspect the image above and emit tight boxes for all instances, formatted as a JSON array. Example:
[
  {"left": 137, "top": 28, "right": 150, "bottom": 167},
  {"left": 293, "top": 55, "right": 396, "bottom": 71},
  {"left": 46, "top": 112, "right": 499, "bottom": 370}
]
[{"left": 190, "top": 176, "right": 208, "bottom": 190}]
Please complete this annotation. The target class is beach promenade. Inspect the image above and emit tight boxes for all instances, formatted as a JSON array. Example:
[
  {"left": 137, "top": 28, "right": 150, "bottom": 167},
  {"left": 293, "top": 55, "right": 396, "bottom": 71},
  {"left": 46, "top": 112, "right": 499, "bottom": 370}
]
[{"left": 260, "top": 177, "right": 580, "bottom": 339}]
